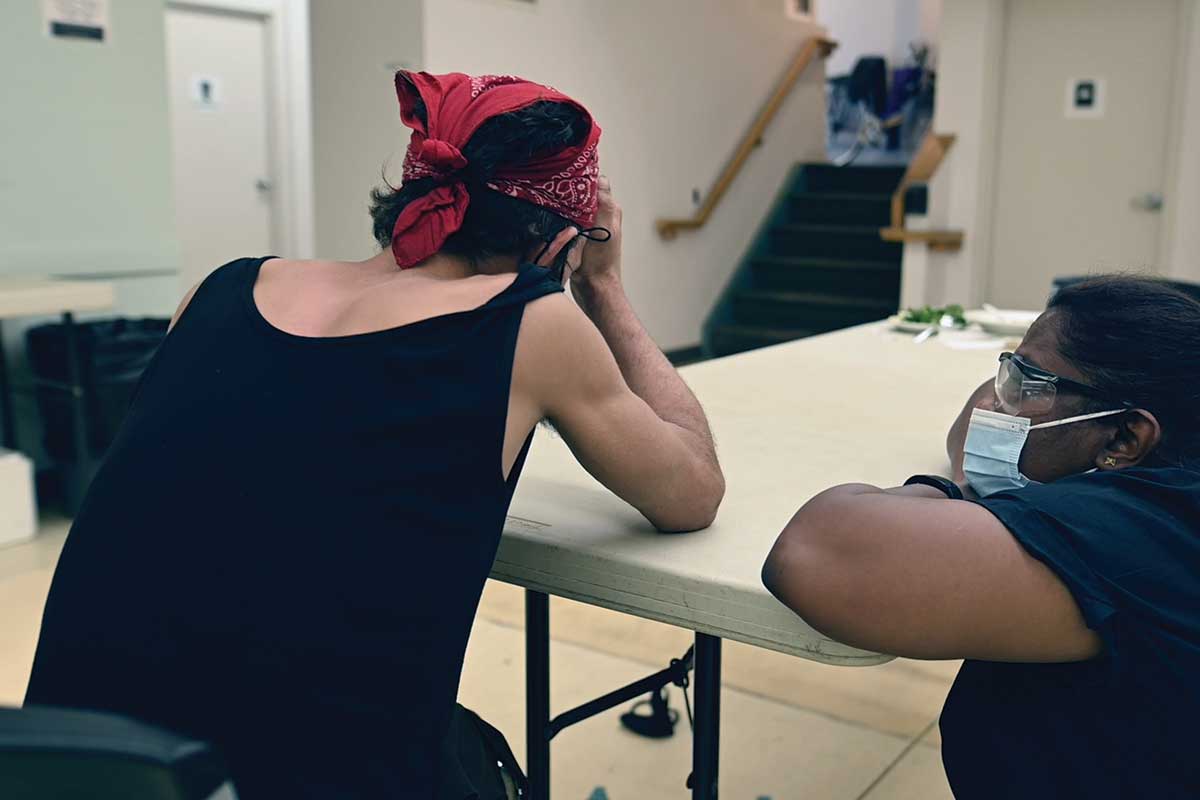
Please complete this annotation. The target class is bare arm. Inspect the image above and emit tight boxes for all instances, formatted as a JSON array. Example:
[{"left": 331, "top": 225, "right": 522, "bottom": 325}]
[
  {"left": 571, "top": 281, "right": 717, "bottom": 476},
  {"left": 519, "top": 296, "right": 723, "bottom": 531},
  {"left": 519, "top": 178, "right": 723, "bottom": 531},
  {"left": 570, "top": 179, "right": 718, "bottom": 478},
  {"left": 761, "top": 484, "right": 1102, "bottom": 662}
]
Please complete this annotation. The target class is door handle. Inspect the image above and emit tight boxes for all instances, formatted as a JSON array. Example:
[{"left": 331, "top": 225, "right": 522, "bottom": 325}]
[{"left": 1131, "top": 192, "right": 1164, "bottom": 212}]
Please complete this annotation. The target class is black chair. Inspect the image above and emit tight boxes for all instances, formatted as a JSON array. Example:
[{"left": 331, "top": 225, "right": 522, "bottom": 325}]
[
  {"left": 847, "top": 56, "right": 889, "bottom": 118},
  {"left": 0, "top": 706, "right": 234, "bottom": 800}
]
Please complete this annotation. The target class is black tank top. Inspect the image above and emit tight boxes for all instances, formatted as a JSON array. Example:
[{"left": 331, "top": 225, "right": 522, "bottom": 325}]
[{"left": 26, "top": 256, "right": 563, "bottom": 798}]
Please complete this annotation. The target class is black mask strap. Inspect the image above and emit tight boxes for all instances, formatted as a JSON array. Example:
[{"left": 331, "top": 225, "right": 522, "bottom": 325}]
[{"left": 532, "top": 226, "right": 612, "bottom": 267}]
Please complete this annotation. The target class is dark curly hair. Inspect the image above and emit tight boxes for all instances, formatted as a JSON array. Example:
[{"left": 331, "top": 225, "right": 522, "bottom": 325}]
[
  {"left": 1048, "top": 275, "right": 1200, "bottom": 464},
  {"left": 370, "top": 82, "right": 588, "bottom": 270}
]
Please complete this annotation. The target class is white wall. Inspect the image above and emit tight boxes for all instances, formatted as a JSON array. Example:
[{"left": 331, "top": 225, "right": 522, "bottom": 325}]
[
  {"left": 919, "top": 0, "right": 943, "bottom": 48},
  {"left": 1164, "top": 1, "right": 1200, "bottom": 282},
  {"left": 914, "top": 0, "right": 1005, "bottom": 308},
  {"left": 915, "top": 0, "right": 1200, "bottom": 309},
  {"left": 987, "top": 0, "right": 1181, "bottom": 309},
  {"left": 422, "top": 0, "right": 829, "bottom": 350},
  {"left": 819, "top": 1, "right": 899, "bottom": 76},
  {"left": 0, "top": 0, "right": 180, "bottom": 287},
  {"left": 0, "top": 0, "right": 183, "bottom": 455},
  {"left": 818, "top": 0, "right": 941, "bottom": 76},
  {"left": 191, "top": 0, "right": 316, "bottom": 263},
  {"left": 309, "top": 0, "right": 423, "bottom": 259}
]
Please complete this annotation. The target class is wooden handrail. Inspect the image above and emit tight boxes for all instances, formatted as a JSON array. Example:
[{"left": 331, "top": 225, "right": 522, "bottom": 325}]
[
  {"left": 656, "top": 36, "right": 837, "bottom": 240},
  {"left": 880, "top": 131, "right": 964, "bottom": 252}
]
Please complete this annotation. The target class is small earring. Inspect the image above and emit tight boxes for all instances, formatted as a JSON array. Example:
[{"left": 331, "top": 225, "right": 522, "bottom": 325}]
[{"left": 1103, "top": 456, "right": 1118, "bottom": 467}]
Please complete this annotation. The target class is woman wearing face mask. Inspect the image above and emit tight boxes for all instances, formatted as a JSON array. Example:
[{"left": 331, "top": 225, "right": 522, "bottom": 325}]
[{"left": 762, "top": 275, "right": 1200, "bottom": 799}]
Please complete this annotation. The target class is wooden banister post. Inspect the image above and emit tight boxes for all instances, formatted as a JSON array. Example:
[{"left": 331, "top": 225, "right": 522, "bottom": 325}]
[{"left": 880, "top": 131, "right": 964, "bottom": 252}]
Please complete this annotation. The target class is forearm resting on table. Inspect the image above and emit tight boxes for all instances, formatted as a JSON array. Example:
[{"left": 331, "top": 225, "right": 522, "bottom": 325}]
[
  {"left": 762, "top": 483, "right": 1102, "bottom": 662},
  {"left": 572, "top": 276, "right": 724, "bottom": 525}
]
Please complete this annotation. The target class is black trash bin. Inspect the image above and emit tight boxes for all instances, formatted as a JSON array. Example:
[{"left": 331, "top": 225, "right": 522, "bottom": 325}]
[{"left": 26, "top": 318, "right": 168, "bottom": 510}]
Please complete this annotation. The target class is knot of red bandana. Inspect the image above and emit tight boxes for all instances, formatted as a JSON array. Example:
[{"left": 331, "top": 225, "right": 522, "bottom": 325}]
[
  {"left": 390, "top": 71, "right": 602, "bottom": 269},
  {"left": 415, "top": 139, "right": 468, "bottom": 175}
]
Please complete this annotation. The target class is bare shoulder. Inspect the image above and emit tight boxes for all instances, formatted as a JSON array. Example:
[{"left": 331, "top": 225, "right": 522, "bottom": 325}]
[
  {"left": 516, "top": 292, "right": 617, "bottom": 383},
  {"left": 520, "top": 291, "right": 582, "bottom": 332},
  {"left": 513, "top": 291, "right": 631, "bottom": 421}
]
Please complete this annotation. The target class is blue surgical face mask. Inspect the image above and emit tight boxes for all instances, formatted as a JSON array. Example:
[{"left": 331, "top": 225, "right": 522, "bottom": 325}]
[{"left": 963, "top": 407, "right": 1127, "bottom": 497}]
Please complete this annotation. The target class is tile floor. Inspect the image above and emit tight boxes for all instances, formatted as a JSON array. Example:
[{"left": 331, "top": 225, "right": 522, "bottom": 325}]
[{"left": 1, "top": 516, "right": 958, "bottom": 799}]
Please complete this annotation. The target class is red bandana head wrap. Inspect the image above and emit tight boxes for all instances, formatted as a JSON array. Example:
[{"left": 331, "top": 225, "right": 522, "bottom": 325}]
[{"left": 390, "top": 71, "right": 602, "bottom": 269}]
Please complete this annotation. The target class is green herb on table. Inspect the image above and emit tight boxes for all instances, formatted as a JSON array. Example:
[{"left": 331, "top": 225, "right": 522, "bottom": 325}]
[{"left": 902, "top": 304, "right": 967, "bottom": 328}]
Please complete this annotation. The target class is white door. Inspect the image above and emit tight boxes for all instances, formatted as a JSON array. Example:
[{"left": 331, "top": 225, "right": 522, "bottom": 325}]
[
  {"left": 987, "top": 0, "right": 1180, "bottom": 309},
  {"left": 166, "top": 6, "right": 274, "bottom": 289}
]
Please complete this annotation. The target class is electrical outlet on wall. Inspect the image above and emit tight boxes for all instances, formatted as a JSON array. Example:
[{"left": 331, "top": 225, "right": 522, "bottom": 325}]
[
  {"left": 1064, "top": 77, "right": 1106, "bottom": 119},
  {"left": 692, "top": 188, "right": 702, "bottom": 206}
]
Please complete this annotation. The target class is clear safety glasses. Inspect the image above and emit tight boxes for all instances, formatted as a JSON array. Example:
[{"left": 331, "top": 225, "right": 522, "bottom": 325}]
[{"left": 995, "top": 352, "right": 1131, "bottom": 416}]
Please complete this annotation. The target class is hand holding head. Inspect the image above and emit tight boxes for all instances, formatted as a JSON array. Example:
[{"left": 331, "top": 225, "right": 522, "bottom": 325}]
[{"left": 571, "top": 175, "right": 624, "bottom": 293}]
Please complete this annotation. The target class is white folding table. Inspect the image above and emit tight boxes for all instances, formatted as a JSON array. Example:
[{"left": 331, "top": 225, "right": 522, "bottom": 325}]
[
  {"left": 493, "top": 321, "right": 1007, "bottom": 799},
  {"left": 0, "top": 278, "right": 116, "bottom": 458}
]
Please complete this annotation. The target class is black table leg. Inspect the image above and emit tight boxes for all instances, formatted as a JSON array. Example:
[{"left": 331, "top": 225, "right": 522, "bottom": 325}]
[
  {"left": 526, "top": 589, "right": 551, "bottom": 800},
  {"left": 0, "top": 320, "right": 15, "bottom": 450},
  {"left": 692, "top": 633, "right": 722, "bottom": 800}
]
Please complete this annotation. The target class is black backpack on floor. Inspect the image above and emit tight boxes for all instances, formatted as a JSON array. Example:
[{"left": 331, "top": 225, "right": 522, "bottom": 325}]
[{"left": 437, "top": 704, "right": 527, "bottom": 800}]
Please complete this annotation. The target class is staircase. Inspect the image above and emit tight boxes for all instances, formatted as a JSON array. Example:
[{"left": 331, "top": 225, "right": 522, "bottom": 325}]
[{"left": 704, "top": 164, "right": 920, "bottom": 358}]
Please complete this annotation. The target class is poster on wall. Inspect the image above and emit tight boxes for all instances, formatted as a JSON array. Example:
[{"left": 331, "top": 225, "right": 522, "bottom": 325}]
[{"left": 43, "top": 0, "right": 109, "bottom": 42}]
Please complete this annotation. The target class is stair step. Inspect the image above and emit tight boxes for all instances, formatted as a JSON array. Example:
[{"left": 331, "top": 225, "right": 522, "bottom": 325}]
[
  {"left": 732, "top": 289, "right": 895, "bottom": 330},
  {"left": 752, "top": 255, "right": 899, "bottom": 272},
  {"left": 736, "top": 289, "right": 896, "bottom": 310},
  {"left": 774, "top": 222, "right": 890, "bottom": 236},
  {"left": 768, "top": 223, "right": 903, "bottom": 261},
  {"left": 790, "top": 191, "right": 890, "bottom": 201},
  {"left": 799, "top": 164, "right": 906, "bottom": 195},
  {"left": 706, "top": 164, "right": 910, "bottom": 356},
  {"left": 709, "top": 324, "right": 816, "bottom": 357},
  {"left": 750, "top": 255, "right": 901, "bottom": 294},
  {"left": 786, "top": 192, "right": 892, "bottom": 226}
]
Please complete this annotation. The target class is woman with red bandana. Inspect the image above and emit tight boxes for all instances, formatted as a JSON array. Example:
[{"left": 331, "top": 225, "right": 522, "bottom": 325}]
[{"left": 24, "top": 72, "right": 725, "bottom": 798}]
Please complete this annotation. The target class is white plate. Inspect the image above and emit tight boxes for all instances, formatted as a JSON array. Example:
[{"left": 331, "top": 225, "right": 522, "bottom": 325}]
[
  {"left": 965, "top": 308, "right": 1040, "bottom": 337},
  {"left": 887, "top": 315, "right": 935, "bottom": 333},
  {"left": 887, "top": 314, "right": 969, "bottom": 334}
]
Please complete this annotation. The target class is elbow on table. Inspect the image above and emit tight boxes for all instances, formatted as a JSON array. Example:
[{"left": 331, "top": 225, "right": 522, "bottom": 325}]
[
  {"left": 761, "top": 522, "right": 809, "bottom": 609},
  {"left": 761, "top": 496, "right": 851, "bottom": 621},
  {"left": 647, "top": 464, "right": 726, "bottom": 533}
]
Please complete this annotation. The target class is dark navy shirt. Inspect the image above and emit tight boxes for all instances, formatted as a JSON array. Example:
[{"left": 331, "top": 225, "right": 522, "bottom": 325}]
[{"left": 941, "top": 464, "right": 1200, "bottom": 799}]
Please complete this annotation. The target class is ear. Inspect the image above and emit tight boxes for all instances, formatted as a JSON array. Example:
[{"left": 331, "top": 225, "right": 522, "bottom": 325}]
[
  {"left": 558, "top": 236, "right": 588, "bottom": 286},
  {"left": 1096, "top": 410, "right": 1162, "bottom": 469},
  {"left": 532, "top": 227, "right": 578, "bottom": 267}
]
